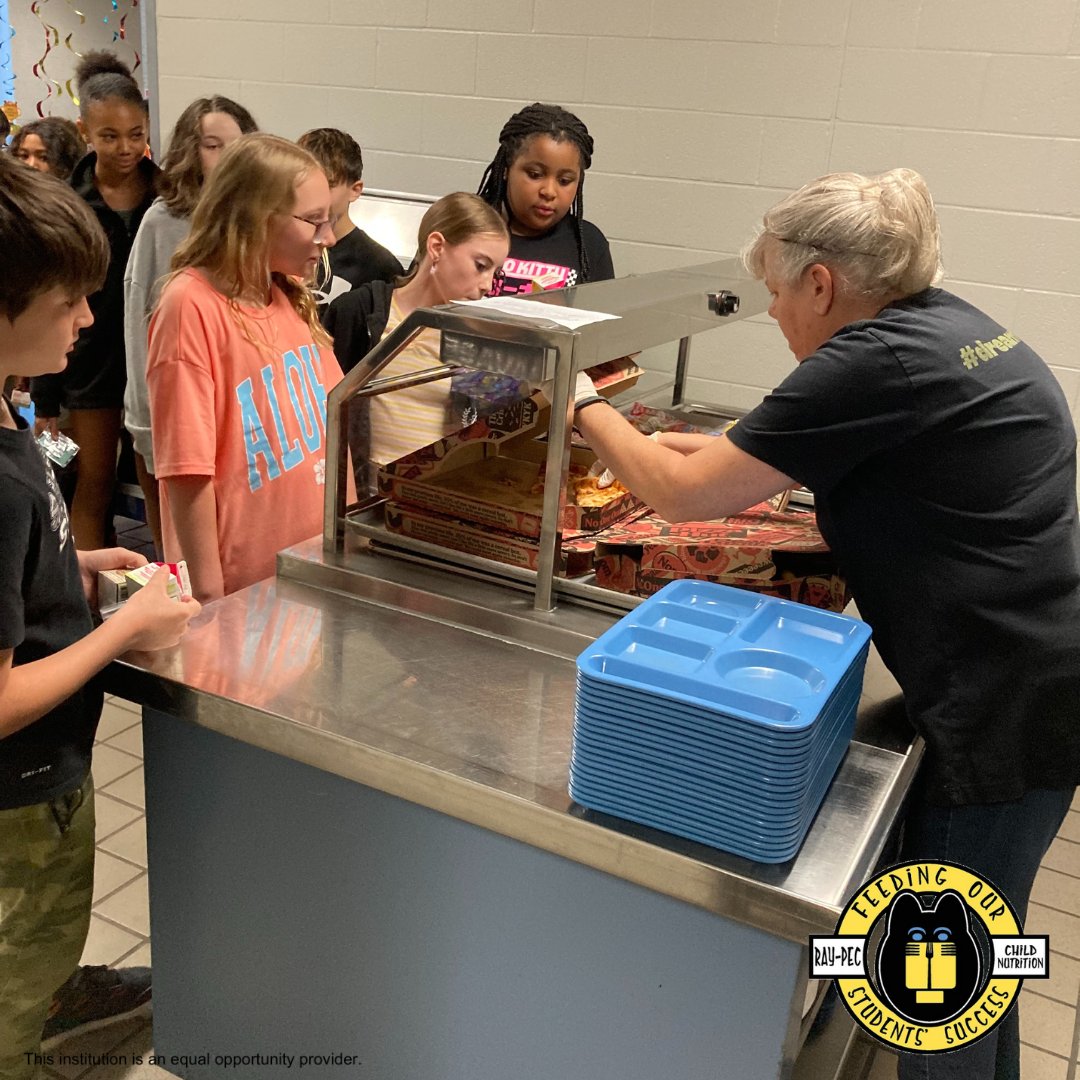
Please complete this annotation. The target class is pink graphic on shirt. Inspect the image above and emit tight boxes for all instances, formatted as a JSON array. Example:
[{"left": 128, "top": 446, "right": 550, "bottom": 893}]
[{"left": 491, "top": 257, "right": 576, "bottom": 296}]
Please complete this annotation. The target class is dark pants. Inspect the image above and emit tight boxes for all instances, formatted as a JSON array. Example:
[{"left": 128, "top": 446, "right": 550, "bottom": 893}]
[{"left": 895, "top": 784, "right": 1074, "bottom": 1080}]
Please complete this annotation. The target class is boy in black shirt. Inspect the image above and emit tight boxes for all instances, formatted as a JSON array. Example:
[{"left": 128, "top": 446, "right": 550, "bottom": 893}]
[
  {"left": 0, "top": 159, "right": 199, "bottom": 1078},
  {"left": 297, "top": 128, "right": 402, "bottom": 311}
]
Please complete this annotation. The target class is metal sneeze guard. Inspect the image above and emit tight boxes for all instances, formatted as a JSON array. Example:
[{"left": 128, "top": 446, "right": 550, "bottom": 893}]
[{"left": 323, "top": 257, "right": 769, "bottom": 612}]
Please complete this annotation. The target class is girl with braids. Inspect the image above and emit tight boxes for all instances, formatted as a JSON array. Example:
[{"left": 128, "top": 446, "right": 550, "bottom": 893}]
[
  {"left": 10, "top": 117, "right": 86, "bottom": 180},
  {"left": 476, "top": 102, "right": 613, "bottom": 296},
  {"left": 30, "top": 50, "right": 157, "bottom": 550},
  {"left": 124, "top": 95, "right": 258, "bottom": 557},
  {"left": 146, "top": 134, "right": 346, "bottom": 601}
]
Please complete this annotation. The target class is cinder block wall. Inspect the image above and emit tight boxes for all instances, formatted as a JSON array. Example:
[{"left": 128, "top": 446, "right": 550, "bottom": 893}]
[{"left": 155, "top": 0, "right": 1080, "bottom": 424}]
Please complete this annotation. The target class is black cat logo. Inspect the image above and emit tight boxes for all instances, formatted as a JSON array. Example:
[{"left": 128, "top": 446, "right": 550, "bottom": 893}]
[{"left": 876, "top": 890, "right": 982, "bottom": 1024}]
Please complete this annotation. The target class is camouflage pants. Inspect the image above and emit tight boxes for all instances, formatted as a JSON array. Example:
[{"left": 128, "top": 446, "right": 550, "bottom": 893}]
[{"left": 0, "top": 774, "right": 94, "bottom": 1080}]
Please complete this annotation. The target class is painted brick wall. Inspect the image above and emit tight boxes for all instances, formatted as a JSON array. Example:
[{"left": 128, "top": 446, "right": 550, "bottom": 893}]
[{"left": 155, "top": 0, "right": 1080, "bottom": 423}]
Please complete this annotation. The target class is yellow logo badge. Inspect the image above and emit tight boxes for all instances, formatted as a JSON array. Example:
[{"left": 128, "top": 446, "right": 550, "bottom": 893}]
[{"left": 809, "top": 861, "right": 1049, "bottom": 1053}]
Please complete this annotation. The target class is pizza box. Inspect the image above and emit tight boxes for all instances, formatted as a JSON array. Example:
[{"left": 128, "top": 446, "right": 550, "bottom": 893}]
[
  {"left": 378, "top": 358, "right": 644, "bottom": 539},
  {"left": 384, "top": 502, "right": 604, "bottom": 575},
  {"left": 588, "top": 505, "right": 849, "bottom": 611}
]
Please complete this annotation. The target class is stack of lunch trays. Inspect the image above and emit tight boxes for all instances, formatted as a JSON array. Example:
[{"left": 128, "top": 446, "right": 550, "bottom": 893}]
[{"left": 569, "top": 580, "right": 872, "bottom": 864}]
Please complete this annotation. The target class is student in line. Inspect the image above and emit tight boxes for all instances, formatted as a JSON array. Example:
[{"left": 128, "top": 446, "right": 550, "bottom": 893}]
[
  {"left": 10, "top": 117, "right": 86, "bottom": 180},
  {"left": 323, "top": 191, "right": 509, "bottom": 477},
  {"left": 146, "top": 134, "right": 346, "bottom": 602},
  {"left": 30, "top": 50, "right": 158, "bottom": 550},
  {"left": 476, "top": 102, "right": 613, "bottom": 295},
  {"left": 0, "top": 157, "right": 199, "bottom": 1079},
  {"left": 297, "top": 127, "right": 402, "bottom": 309},
  {"left": 124, "top": 95, "right": 258, "bottom": 557}
]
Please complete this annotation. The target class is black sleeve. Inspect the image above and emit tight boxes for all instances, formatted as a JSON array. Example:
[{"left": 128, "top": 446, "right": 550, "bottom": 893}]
[
  {"left": 322, "top": 287, "right": 373, "bottom": 374},
  {"left": 581, "top": 220, "right": 614, "bottom": 283},
  {"left": 0, "top": 477, "right": 33, "bottom": 650},
  {"left": 725, "top": 326, "right": 919, "bottom": 496}
]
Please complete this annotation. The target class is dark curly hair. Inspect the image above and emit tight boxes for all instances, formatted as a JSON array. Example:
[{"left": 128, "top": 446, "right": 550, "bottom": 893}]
[
  {"left": 157, "top": 96, "right": 259, "bottom": 215},
  {"left": 476, "top": 102, "right": 596, "bottom": 281},
  {"left": 75, "top": 49, "right": 146, "bottom": 120},
  {"left": 11, "top": 117, "right": 86, "bottom": 180}
]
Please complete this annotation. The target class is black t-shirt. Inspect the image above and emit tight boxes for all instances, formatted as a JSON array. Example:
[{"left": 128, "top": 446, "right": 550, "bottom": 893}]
[
  {"left": 726, "top": 288, "right": 1080, "bottom": 805},
  {"left": 314, "top": 228, "right": 403, "bottom": 310},
  {"left": 489, "top": 215, "right": 614, "bottom": 296},
  {"left": 0, "top": 401, "right": 100, "bottom": 808}
]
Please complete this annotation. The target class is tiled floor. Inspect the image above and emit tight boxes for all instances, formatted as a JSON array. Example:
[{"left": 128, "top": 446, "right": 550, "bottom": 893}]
[{"left": 43, "top": 510, "right": 1080, "bottom": 1079}]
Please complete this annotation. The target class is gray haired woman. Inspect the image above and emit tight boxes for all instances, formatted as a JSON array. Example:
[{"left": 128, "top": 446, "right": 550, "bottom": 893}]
[{"left": 573, "top": 168, "right": 1080, "bottom": 1080}]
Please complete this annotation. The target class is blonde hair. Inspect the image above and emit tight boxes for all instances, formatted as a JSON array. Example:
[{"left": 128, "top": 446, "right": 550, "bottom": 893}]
[
  {"left": 399, "top": 191, "right": 509, "bottom": 285},
  {"left": 170, "top": 133, "right": 330, "bottom": 348},
  {"left": 743, "top": 168, "right": 943, "bottom": 299}
]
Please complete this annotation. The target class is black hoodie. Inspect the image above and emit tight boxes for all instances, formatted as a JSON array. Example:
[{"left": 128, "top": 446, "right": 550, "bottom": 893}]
[{"left": 31, "top": 151, "right": 159, "bottom": 416}]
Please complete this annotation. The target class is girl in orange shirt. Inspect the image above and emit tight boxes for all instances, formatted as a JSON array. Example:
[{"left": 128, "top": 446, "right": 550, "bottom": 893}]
[{"left": 147, "top": 134, "right": 344, "bottom": 601}]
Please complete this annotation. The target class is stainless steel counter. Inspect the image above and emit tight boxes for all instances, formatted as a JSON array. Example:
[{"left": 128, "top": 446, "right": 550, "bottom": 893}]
[{"left": 109, "top": 536, "right": 921, "bottom": 947}]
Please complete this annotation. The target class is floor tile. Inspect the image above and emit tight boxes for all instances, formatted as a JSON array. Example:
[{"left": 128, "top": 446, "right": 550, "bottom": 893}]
[
  {"left": 94, "top": 794, "right": 142, "bottom": 843},
  {"left": 1072, "top": 789, "right": 1080, "bottom": 812},
  {"left": 104, "top": 723, "right": 144, "bottom": 760},
  {"left": 1023, "top": 951, "right": 1080, "bottom": 1008},
  {"left": 91, "top": 746, "right": 142, "bottom": 789},
  {"left": 98, "top": 818, "right": 147, "bottom": 869},
  {"left": 107, "top": 698, "right": 142, "bottom": 717},
  {"left": 1019, "top": 1043, "right": 1069, "bottom": 1080},
  {"left": 101, "top": 767, "right": 146, "bottom": 811},
  {"left": 1020, "top": 990, "right": 1076, "bottom": 1056},
  {"left": 81, "top": 1023, "right": 172, "bottom": 1080},
  {"left": 866, "top": 1046, "right": 897, "bottom": 1079},
  {"left": 1058, "top": 812, "right": 1080, "bottom": 844},
  {"left": 1031, "top": 866, "right": 1080, "bottom": 917},
  {"left": 46, "top": 1016, "right": 148, "bottom": 1080},
  {"left": 1042, "top": 838, "right": 1080, "bottom": 880},
  {"left": 93, "top": 851, "right": 143, "bottom": 905},
  {"left": 79, "top": 914, "right": 143, "bottom": 968},
  {"left": 1027, "top": 903, "right": 1080, "bottom": 960},
  {"left": 94, "top": 874, "right": 150, "bottom": 937},
  {"left": 95, "top": 702, "right": 141, "bottom": 744},
  {"left": 121, "top": 940, "right": 151, "bottom": 967}
]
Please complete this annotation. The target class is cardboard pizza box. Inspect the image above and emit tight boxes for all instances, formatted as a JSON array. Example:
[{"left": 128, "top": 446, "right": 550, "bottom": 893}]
[
  {"left": 384, "top": 502, "right": 601, "bottom": 575},
  {"left": 588, "top": 504, "right": 849, "bottom": 611}
]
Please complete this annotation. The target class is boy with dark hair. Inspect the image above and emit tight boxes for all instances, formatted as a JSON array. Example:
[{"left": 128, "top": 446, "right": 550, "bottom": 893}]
[
  {"left": 0, "top": 158, "right": 200, "bottom": 1078},
  {"left": 297, "top": 127, "right": 402, "bottom": 309}
]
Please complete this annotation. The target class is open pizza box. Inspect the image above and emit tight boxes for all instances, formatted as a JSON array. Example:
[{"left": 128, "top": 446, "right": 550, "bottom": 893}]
[{"left": 378, "top": 356, "right": 645, "bottom": 541}]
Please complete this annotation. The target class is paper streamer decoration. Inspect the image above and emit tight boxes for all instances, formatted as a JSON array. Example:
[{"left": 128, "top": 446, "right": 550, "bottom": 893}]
[
  {"left": 30, "top": 0, "right": 62, "bottom": 115},
  {"left": 0, "top": 2, "right": 15, "bottom": 107},
  {"left": 26, "top": 0, "right": 140, "bottom": 113}
]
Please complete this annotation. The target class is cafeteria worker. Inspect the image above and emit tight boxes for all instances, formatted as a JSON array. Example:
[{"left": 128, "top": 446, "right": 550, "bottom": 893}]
[{"left": 571, "top": 168, "right": 1080, "bottom": 1080}]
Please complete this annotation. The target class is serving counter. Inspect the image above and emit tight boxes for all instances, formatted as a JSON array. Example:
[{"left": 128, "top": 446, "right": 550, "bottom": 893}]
[
  {"left": 106, "top": 260, "right": 921, "bottom": 1079},
  {"left": 108, "top": 538, "right": 919, "bottom": 1080}
]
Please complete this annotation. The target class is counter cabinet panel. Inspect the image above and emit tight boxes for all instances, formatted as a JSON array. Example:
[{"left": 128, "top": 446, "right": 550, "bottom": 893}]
[{"left": 145, "top": 708, "right": 808, "bottom": 1080}]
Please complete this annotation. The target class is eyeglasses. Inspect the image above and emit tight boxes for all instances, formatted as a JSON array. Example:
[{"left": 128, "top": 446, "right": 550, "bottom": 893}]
[{"left": 291, "top": 214, "right": 335, "bottom": 242}]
